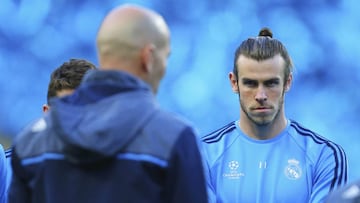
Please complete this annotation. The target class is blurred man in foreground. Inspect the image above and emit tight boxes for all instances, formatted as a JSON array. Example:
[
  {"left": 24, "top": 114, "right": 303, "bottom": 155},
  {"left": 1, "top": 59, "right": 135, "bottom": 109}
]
[{"left": 9, "top": 4, "right": 207, "bottom": 203}]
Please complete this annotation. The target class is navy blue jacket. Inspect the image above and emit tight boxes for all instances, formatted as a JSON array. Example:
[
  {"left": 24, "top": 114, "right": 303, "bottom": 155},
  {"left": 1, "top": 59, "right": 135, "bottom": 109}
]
[{"left": 9, "top": 70, "right": 208, "bottom": 203}]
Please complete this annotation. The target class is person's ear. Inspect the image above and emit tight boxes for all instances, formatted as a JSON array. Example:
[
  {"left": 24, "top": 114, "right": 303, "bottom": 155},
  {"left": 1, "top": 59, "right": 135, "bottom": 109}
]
[
  {"left": 285, "top": 73, "right": 293, "bottom": 92},
  {"left": 42, "top": 104, "right": 50, "bottom": 113},
  {"left": 140, "top": 43, "right": 156, "bottom": 73},
  {"left": 229, "top": 72, "right": 239, "bottom": 93}
]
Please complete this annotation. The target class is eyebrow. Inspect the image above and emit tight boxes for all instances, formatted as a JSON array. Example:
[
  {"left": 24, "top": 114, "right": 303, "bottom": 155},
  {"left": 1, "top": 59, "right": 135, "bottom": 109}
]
[
  {"left": 241, "top": 77, "right": 280, "bottom": 83},
  {"left": 241, "top": 78, "right": 255, "bottom": 82},
  {"left": 266, "top": 78, "right": 280, "bottom": 82}
]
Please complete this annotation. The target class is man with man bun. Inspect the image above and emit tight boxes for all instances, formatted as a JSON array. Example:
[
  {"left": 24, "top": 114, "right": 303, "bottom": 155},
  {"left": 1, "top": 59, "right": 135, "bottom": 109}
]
[{"left": 201, "top": 27, "right": 347, "bottom": 203}]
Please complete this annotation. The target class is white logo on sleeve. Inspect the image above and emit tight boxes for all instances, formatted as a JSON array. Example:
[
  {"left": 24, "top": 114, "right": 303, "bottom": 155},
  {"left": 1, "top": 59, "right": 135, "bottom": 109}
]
[
  {"left": 284, "top": 159, "right": 302, "bottom": 180},
  {"left": 342, "top": 185, "right": 360, "bottom": 199},
  {"left": 31, "top": 118, "right": 47, "bottom": 132}
]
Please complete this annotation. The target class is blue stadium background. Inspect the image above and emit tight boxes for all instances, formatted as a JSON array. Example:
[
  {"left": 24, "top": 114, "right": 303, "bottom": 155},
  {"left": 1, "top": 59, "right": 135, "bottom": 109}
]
[{"left": 1, "top": 0, "right": 359, "bottom": 183}]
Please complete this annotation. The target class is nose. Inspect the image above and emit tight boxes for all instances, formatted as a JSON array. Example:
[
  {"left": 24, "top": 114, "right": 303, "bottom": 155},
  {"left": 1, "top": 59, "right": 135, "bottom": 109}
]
[{"left": 255, "top": 87, "right": 267, "bottom": 102}]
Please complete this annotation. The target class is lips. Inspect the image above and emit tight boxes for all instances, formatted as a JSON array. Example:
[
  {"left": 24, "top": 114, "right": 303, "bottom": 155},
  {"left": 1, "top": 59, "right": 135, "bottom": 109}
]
[
  {"left": 253, "top": 106, "right": 271, "bottom": 110},
  {"left": 252, "top": 107, "right": 272, "bottom": 113}
]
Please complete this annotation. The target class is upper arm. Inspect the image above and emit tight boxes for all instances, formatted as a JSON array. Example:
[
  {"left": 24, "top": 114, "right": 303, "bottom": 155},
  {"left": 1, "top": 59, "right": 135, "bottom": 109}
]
[
  {"left": 310, "top": 143, "right": 348, "bottom": 203},
  {"left": 199, "top": 141, "right": 217, "bottom": 203},
  {"left": 166, "top": 127, "right": 208, "bottom": 203},
  {"left": 8, "top": 148, "right": 31, "bottom": 203}
]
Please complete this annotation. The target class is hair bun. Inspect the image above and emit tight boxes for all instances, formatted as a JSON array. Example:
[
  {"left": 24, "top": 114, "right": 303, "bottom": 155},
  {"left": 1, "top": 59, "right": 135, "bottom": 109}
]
[{"left": 258, "top": 27, "right": 273, "bottom": 38}]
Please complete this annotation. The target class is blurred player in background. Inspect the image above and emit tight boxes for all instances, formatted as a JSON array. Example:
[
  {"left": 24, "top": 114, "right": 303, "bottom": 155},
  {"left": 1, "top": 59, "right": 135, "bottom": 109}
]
[{"left": 5, "top": 58, "right": 96, "bottom": 201}]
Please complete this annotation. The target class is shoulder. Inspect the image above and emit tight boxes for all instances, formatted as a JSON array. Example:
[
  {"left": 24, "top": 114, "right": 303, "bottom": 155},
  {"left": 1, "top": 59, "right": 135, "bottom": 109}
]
[
  {"left": 288, "top": 120, "right": 347, "bottom": 173},
  {"left": 128, "top": 110, "right": 200, "bottom": 161},
  {"left": 0, "top": 144, "right": 5, "bottom": 177},
  {"left": 0, "top": 144, "right": 4, "bottom": 162},
  {"left": 290, "top": 120, "right": 339, "bottom": 147},
  {"left": 151, "top": 110, "right": 200, "bottom": 148},
  {"left": 5, "top": 148, "right": 12, "bottom": 159},
  {"left": 201, "top": 121, "right": 237, "bottom": 144},
  {"left": 199, "top": 121, "right": 238, "bottom": 166},
  {"left": 142, "top": 109, "right": 198, "bottom": 146},
  {"left": 289, "top": 120, "right": 327, "bottom": 142},
  {"left": 149, "top": 109, "right": 196, "bottom": 135},
  {"left": 14, "top": 116, "right": 59, "bottom": 159},
  {"left": 289, "top": 120, "right": 345, "bottom": 151}
]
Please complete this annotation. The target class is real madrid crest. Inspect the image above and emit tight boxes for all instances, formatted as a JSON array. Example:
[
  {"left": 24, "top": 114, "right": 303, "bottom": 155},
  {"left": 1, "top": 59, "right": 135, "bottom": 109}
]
[{"left": 284, "top": 159, "right": 302, "bottom": 180}]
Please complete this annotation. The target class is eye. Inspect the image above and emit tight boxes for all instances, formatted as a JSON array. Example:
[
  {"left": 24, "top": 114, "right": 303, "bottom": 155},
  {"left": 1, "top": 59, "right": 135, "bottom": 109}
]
[
  {"left": 242, "top": 79, "right": 257, "bottom": 87},
  {"left": 265, "top": 79, "right": 280, "bottom": 87}
]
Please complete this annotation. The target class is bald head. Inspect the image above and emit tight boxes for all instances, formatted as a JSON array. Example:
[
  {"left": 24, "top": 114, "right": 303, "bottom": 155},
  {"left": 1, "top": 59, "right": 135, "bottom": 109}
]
[
  {"left": 97, "top": 4, "right": 169, "bottom": 67},
  {"left": 96, "top": 4, "right": 171, "bottom": 93}
]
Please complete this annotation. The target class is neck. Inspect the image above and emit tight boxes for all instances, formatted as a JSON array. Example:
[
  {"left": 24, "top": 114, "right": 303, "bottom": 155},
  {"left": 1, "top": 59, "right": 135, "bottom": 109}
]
[{"left": 99, "top": 58, "right": 146, "bottom": 79}]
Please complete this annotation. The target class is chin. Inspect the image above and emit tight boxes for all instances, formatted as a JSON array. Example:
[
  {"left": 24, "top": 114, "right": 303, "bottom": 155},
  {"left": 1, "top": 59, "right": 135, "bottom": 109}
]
[
  {"left": 254, "top": 120, "right": 271, "bottom": 126},
  {"left": 251, "top": 116, "right": 274, "bottom": 126}
]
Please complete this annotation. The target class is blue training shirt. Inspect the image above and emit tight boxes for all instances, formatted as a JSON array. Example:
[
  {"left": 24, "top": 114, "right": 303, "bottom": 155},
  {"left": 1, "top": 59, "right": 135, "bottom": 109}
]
[
  {"left": 4, "top": 148, "right": 12, "bottom": 200},
  {"left": 0, "top": 144, "right": 6, "bottom": 203},
  {"left": 201, "top": 120, "right": 347, "bottom": 203}
]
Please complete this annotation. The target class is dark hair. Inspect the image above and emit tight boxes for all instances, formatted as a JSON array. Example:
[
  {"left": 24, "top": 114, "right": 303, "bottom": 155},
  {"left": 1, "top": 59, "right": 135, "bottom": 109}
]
[
  {"left": 233, "top": 27, "right": 293, "bottom": 83},
  {"left": 47, "top": 59, "right": 96, "bottom": 103}
]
